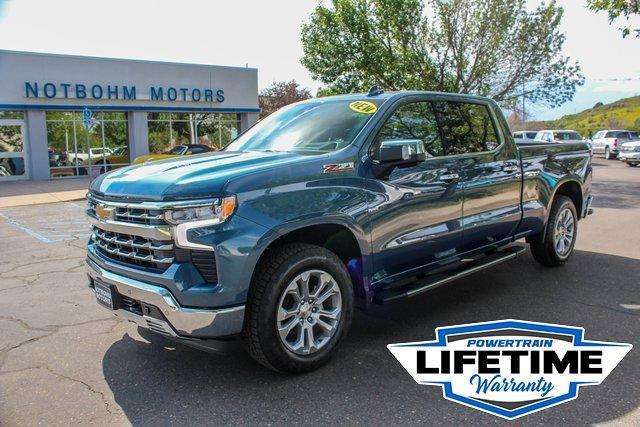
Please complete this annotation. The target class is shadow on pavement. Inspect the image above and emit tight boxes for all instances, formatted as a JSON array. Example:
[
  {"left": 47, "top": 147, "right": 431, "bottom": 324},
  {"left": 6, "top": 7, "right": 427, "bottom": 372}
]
[
  {"left": 592, "top": 181, "right": 640, "bottom": 209},
  {"left": 102, "top": 249, "right": 640, "bottom": 425}
]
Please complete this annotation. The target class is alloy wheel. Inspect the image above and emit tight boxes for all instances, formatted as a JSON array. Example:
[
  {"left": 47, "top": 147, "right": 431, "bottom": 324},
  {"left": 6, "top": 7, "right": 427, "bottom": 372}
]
[
  {"left": 553, "top": 208, "right": 575, "bottom": 257},
  {"left": 276, "top": 269, "right": 342, "bottom": 356}
]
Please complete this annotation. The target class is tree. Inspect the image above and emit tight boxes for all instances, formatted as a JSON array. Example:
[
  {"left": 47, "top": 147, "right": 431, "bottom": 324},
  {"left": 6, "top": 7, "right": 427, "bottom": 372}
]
[
  {"left": 587, "top": 0, "right": 640, "bottom": 38},
  {"left": 259, "top": 80, "right": 312, "bottom": 118},
  {"left": 301, "top": 0, "right": 584, "bottom": 108}
]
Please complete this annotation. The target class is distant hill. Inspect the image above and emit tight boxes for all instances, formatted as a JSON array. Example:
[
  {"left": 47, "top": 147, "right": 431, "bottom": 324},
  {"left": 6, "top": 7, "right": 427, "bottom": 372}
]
[{"left": 526, "top": 95, "right": 640, "bottom": 138}]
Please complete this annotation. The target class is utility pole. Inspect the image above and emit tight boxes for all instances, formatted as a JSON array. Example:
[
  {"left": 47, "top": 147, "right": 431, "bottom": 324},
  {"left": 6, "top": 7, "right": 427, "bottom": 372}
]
[{"left": 522, "top": 81, "right": 526, "bottom": 129}]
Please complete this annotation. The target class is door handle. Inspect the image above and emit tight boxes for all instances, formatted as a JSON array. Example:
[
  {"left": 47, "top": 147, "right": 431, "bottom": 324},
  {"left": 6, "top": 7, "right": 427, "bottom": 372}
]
[{"left": 440, "top": 173, "right": 460, "bottom": 182}]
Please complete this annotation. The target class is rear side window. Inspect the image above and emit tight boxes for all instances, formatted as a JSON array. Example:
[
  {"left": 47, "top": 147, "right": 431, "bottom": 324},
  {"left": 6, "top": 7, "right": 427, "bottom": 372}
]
[
  {"left": 432, "top": 101, "right": 500, "bottom": 154},
  {"left": 374, "top": 101, "right": 443, "bottom": 158},
  {"left": 605, "top": 131, "right": 629, "bottom": 139},
  {"left": 513, "top": 133, "right": 523, "bottom": 139}
]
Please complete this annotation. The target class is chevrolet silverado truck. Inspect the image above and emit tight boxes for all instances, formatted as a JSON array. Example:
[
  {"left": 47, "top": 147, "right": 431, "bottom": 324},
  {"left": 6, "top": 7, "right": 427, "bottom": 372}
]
[{"left": 86, "top": 90, "right": 593, "bottom": 373}]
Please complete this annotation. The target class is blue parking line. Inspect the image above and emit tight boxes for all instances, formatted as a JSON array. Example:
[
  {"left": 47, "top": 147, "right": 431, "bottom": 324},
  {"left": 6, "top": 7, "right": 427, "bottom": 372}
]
[{"left": 0, "top": 212, "right": 53, "bottom": 243}]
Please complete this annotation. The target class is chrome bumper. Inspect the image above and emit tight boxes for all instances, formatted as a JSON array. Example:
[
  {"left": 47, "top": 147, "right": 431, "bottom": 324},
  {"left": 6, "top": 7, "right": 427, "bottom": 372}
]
[{"left": 86, "top": 257, "right": 245, "bottom": 339}]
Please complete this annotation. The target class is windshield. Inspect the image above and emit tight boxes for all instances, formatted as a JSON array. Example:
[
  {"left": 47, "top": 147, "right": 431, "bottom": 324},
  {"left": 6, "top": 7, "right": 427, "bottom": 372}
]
[
  {"left": 166, "top": 146, "right": 186, "bottom": 155},
  {"left": 554, "top": 132, "right": 582, "bottom": 141},
  {"left": 225, "top": 99, "right": 383, "bottom": 154}
]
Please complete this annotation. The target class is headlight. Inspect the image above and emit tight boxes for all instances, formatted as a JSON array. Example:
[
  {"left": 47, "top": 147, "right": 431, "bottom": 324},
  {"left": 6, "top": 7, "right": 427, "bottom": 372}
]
[{"left": 165, "top": 195, "right": 237, "bottom": 225}]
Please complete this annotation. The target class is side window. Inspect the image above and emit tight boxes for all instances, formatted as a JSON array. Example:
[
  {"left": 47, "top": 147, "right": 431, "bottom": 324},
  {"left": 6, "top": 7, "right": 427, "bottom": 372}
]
[
  {"left": 372, "top": 101, "right": 443, "bottom": 158},
  {"left": 432, "top": 101, "right": 500, "bottom": 155}
]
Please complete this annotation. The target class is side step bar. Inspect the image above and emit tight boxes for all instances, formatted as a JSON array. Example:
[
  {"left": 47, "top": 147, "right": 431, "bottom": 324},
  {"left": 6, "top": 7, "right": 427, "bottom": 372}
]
[{"left": 372, "top": 245, "right": 526, "bottom": 305}]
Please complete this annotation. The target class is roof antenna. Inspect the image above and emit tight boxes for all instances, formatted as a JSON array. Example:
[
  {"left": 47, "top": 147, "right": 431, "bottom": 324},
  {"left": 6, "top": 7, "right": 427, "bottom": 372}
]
[{"left": 367, "top": 85, "right": 384, "bottom": 97}]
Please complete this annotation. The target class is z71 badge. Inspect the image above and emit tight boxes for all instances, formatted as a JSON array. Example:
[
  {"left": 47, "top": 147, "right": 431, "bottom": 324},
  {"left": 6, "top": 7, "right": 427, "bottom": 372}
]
[
  {"left": 388, "top": 319, "right": 632, "bottom": 420},
  {"left": 323, "top": 162, "right": 355, "bottom": 173}
]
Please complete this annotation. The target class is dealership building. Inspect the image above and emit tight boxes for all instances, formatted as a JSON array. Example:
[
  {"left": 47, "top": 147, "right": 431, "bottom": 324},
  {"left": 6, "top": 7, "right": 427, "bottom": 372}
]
[{"left": 0, "top": 50, "right": 259, "bottom": 181}]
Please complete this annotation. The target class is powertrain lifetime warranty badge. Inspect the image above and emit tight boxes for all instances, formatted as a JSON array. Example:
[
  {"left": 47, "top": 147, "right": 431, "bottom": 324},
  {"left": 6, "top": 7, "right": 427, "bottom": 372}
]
[{"left": 387, "top": 319, "right": 632, "bottom": 420}]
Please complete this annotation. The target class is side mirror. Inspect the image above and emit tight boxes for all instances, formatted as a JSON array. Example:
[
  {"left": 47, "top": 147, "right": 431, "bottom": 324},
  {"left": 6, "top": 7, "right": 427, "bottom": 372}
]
[{"left": 378, "top": 139, "right": 426, "bottom": 164}]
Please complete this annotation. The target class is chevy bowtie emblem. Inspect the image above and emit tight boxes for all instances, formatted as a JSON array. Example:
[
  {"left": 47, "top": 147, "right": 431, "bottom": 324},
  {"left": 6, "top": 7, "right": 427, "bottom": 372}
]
[{"left": 95, "top": 204, "right": 115, "bottom": 221}]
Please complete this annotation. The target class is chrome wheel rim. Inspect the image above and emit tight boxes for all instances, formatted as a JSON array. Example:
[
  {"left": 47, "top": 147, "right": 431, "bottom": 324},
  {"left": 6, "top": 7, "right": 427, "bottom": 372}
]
[
  {"left": 276, "top": 269, "right": 342, "bottom": 356},
  {"left": 553, "top": 208, "right": 575, "bottom": 257}
]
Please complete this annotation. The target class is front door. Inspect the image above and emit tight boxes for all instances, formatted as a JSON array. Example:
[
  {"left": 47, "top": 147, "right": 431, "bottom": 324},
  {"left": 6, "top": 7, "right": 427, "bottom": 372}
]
[
  {"left": 0, "top": 119, "right": 28, "bottom": 181},
  {"left": 364, "top": 99, "right": 464, "bottom": 286}
]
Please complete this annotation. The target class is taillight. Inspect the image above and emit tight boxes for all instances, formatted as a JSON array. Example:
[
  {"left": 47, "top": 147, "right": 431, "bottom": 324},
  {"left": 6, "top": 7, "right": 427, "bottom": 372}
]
[{"left": 613, "top": 139, "right": 618, "bottom": 147}]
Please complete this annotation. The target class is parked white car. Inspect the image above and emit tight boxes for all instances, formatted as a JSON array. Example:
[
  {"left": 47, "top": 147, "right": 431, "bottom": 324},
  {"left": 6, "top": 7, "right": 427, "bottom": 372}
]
[
  {"left": 534, "top": 130, "right": 583, "bottom": 144},
  {"left": 590, "top": 130, "right": 639, "bottom": 160},
  {"left": 70, "top": 147, "right": 113, "bottom": 163},
  {"left": 513, "top": 131, "right": 538, "bottom": 142},
  {"left": 619, "top": 140, "right": 640, "bottom": 167}
]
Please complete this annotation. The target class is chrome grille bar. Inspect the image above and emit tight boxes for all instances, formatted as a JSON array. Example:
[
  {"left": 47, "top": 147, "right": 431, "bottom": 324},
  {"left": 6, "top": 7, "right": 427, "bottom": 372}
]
[
  {"left": 94, "top": 238, "right": 175, "bottom": 265},
  {"left": 92, "top": 226, "right": 173, "bottom": 251}
]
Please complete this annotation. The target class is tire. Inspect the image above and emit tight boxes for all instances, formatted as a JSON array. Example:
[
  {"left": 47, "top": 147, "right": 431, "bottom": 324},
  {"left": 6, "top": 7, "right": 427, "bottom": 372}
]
[
  {"left": 628, "top": 163, "right": 638, "bottom": 167},
  {"left": 242, "top": 243, "right": 354, "bottom": 373},
  {"left": 530, "top": 195, "right": 578, "bottom": 267},
  {"left": 605, "top": 146, "right": 612, "bottom": 160}
]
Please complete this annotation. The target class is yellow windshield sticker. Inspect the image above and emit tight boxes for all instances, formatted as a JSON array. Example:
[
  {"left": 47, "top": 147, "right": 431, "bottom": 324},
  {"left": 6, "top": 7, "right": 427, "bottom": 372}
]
[{"left": 349, "top": 101, "right": 377, "bottom": 114}]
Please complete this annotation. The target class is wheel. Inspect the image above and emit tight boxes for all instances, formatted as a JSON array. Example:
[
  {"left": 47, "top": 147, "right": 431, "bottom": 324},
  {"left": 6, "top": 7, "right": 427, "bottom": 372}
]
[
  {"left": 242, "top": 243, "right": 353, "bottom": 373},
  {"left": 605, "top": 146, "right": 612, "bottom": 160},
  {"left": 628, "top": 163, "right": 638, "bottom": 167},
  {"left": 530, "top": 196, "right": 578, "bottom": 267}
]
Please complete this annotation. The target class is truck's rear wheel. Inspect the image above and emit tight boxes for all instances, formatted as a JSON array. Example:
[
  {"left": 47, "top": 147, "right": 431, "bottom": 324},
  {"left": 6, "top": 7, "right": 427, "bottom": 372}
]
[
  {"left": 242, "top": 243, "right": 353, "bottom": 373},
  {"left": 530, "top": 195, "right": 578, "bottom": 267}
]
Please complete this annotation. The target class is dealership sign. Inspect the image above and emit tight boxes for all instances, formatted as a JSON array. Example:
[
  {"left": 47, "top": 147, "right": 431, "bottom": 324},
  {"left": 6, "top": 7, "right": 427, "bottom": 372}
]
[
  {"left": 23, "top": 82, "right": 225, "bottom": 103},
  {"left": 388, "top": 319, "right": 632, "bottom": 420}
]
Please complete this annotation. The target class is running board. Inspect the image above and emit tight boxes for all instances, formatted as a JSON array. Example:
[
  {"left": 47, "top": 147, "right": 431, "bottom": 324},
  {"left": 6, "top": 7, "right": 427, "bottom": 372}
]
[{"left": 371, "top": 245, "right": 526, "bottom": 305}]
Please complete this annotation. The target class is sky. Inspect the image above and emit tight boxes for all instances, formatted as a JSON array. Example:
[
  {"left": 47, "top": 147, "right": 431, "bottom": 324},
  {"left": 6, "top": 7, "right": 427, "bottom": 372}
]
[{"left": 0, "top": 0, "right": 639, "bottom": 120}]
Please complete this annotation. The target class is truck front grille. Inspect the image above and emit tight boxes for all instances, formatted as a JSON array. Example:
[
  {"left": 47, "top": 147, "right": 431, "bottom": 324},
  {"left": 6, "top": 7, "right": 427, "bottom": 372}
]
[
  {"left": 87, "top": 197, "right": 168, "bottom": 226},
  {"left": 92, "top": 226, "right": 174, "bottom": 270}
]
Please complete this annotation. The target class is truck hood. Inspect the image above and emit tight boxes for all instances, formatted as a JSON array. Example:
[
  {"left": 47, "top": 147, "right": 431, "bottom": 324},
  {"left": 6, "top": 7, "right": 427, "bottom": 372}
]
[{"left": 90, "top": 150, "right": 304, "bottom": 201}]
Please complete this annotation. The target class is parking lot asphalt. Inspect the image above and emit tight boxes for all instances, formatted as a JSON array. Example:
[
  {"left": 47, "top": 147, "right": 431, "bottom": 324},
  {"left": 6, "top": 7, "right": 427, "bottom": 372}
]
[{"left": 1, "top": 158, "right": 639, "bottom": 426}]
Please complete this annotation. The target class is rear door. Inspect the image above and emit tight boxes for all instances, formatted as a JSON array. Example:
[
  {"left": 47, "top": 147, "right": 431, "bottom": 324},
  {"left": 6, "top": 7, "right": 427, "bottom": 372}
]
[{"left": 430, "top": 100, "right": 522, "bottom": 253}]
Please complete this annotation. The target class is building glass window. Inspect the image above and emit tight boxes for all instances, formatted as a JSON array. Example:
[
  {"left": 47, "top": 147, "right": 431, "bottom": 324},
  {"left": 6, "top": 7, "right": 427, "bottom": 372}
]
[
  {"left": 46, "top": 111, "right": 129, "bottom": 178},
  {"left": 0, "top": 110, "right": 24, "bottom": 120},
  {"left": 0, "top": 110, "right": 26, "bottom": 179},
  {"left": 148, "top": 112, "right": 240, "bottom": 155}
]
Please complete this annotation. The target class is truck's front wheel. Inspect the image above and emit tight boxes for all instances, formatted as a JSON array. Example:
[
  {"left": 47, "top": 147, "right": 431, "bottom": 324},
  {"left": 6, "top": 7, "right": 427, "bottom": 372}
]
[
  {"left": 530, "top": 196, "right": 578, "bottom": 267},
  {"left": 242, "top": 243, "right": 353, "bottom": 373}
]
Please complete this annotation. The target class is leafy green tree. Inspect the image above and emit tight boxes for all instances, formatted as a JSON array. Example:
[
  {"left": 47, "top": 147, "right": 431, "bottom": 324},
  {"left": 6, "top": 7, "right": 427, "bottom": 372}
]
[
  {"left": 587, "top": 0, "right": 640, "bottom": 38},
  {"left": 301, "top": 0, "right": 584, "bottom": 108}
]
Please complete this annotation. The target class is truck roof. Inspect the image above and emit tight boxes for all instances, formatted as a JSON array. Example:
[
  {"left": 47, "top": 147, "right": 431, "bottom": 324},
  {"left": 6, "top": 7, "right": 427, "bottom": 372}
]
[{"left": 307, "top": 90, "right": 495, "bottom": 104}]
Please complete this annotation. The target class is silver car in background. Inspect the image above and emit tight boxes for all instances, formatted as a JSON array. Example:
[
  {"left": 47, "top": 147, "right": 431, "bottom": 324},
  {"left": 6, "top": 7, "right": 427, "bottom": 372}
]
[
  {"left": 534, "top": 130, "right": 584, "bottom": 144},
  {"left": 591, "top": 130, "right": 639, "bottom": 160},
  {"left": 619, "top": 140, "right": 640, "bottom": 167},
  {"left": 513, "top": 131, "right": 539, "bottom": 142}
]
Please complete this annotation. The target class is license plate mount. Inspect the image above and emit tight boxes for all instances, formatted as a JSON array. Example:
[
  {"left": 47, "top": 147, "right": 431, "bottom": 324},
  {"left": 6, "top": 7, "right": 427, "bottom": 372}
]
[{"left": 94, "top": 280, "right": 118, "bottom": 310}]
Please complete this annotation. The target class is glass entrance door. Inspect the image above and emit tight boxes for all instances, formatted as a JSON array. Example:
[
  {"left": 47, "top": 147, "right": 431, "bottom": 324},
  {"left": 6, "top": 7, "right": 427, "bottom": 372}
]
[{"left": 0, "top": 119, "right": 28, "bottom": 180}]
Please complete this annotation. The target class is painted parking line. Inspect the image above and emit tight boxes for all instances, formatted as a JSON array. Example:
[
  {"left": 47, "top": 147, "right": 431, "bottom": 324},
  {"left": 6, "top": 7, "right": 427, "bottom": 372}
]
[{"left": 0, "top": 201, "right": 91, "bottom": 243}]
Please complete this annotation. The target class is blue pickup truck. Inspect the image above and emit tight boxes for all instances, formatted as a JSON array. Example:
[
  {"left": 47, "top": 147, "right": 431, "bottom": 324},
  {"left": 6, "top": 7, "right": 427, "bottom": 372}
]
[{"left": 86, "top": 90, "right": 593, "bottom": 373}]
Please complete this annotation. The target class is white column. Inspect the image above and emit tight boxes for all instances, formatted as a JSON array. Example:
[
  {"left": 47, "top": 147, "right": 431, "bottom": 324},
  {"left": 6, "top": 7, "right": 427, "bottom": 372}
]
[
  {"left": 239, "top": 112, "right": 259, "bottom": 133},
  {"left": 128, "top": 111, "right": 149, "bottom": 161},
  {"left": 25, "top": 110, "right": 50, "bottom": 180}
]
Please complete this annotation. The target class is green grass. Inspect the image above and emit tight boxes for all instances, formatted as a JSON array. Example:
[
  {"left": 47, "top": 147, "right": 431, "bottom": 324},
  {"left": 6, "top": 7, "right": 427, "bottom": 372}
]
[{"left": 529, "top": 95, "right": 640, "bottom": 138}]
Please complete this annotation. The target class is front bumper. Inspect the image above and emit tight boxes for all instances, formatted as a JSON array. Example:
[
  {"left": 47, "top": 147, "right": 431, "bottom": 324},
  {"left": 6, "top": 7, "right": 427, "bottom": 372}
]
[
  {"left": 619, "top": 152, "right": 640, "bottom": 162},
  {"left": 86, "top": 257, "right": 245, "bottom": 340}
]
